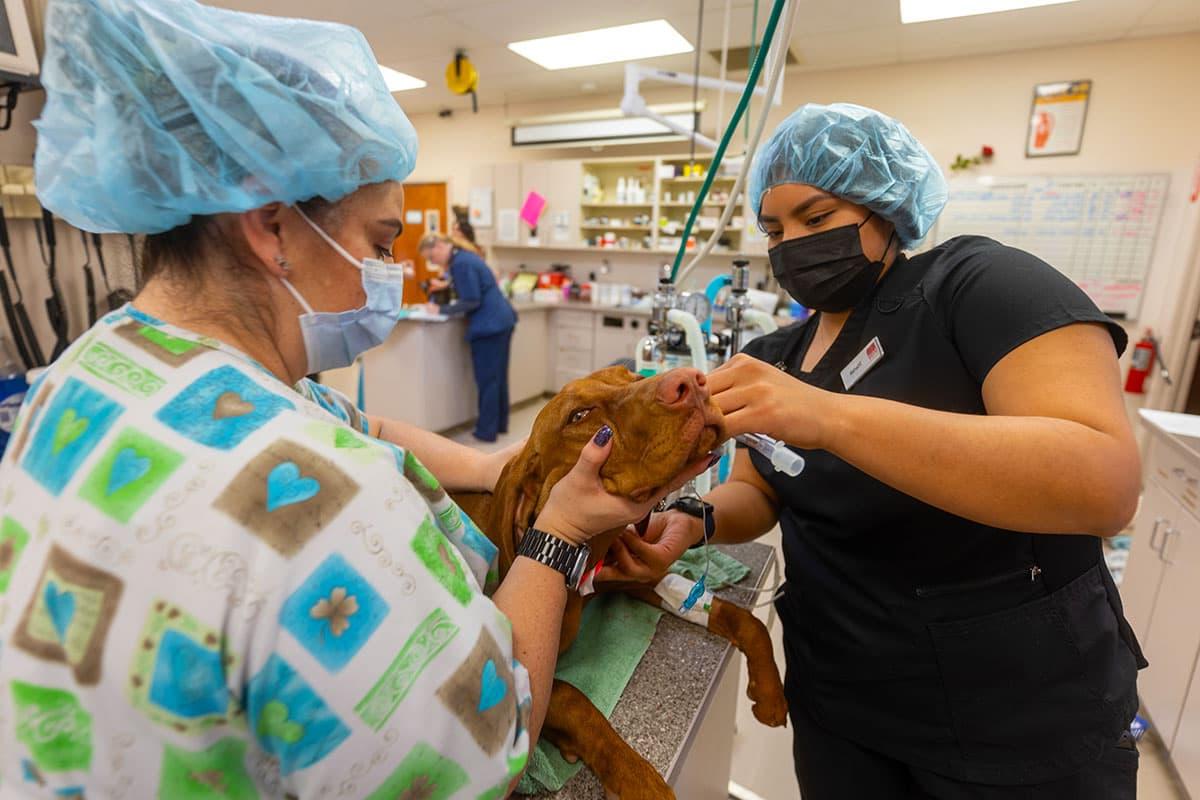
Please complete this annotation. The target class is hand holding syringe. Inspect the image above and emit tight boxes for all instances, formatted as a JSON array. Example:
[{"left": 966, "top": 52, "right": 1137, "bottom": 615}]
[{"left": 735, "top": 433, "right": 805, "bottom": 477}]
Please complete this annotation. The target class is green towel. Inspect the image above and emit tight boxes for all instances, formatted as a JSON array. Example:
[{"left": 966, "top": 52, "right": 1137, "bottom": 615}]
[
  {"left": 668, "top": 545, "right": 750, "bottom": 590},
  {"left": 517, "top": 594, "right": 664, "bottom": 794},
  {"left": 516, "top": 547, "right": 751, "bottom": 795}
]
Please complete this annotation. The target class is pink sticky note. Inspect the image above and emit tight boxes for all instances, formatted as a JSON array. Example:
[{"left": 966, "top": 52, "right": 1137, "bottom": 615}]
[{"left": 520, "top": 191, "right": 547, "bottom": 228}]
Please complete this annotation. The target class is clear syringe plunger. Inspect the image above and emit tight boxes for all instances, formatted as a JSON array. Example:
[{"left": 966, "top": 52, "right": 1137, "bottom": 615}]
[{"left": 735, "top": 433, "right": 805, "bottom": 477}]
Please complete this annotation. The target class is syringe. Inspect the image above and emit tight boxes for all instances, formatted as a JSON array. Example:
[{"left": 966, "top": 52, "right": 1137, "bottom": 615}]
[{"left": 735, "top": 433, "right": 805, "bottom": 477}]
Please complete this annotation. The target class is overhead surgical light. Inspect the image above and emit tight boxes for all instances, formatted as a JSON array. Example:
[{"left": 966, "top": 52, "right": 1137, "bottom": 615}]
[{"left": 508, "top": 20, "right": 693, "bottom": 71}]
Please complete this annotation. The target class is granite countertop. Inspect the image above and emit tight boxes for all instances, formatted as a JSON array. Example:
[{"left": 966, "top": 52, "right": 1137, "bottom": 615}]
[
  {"left": 1140, "top": 409, "right": 1200, "bottom": 462},
  {"left": 512, "top": 301, "right": 653, "bottom": 317},
  {"left": 527, "top": 541, "right": 778, "bottom": 799}
]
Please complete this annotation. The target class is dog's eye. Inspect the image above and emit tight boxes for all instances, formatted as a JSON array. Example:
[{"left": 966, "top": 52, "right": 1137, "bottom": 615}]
[{"left": 568, "top": 408, "right": 592, "bottom": 424}]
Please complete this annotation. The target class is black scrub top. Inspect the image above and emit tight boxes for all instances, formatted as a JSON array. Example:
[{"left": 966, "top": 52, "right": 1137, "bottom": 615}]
[{"left": 742, "top": 235, "right": 1146, "bottom": 786}]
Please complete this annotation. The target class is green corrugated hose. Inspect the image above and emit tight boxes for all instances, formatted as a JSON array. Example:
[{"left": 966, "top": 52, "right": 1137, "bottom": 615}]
[
  {"left": 670, "top": 0, "right": 786, "bottom": 282},
  {"left": 747, "top": 0, "right": 759, "bottom": 145}
]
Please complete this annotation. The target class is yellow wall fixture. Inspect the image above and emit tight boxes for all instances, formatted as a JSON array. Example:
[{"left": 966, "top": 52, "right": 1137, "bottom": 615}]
[{"left": 445, "top": 50, "right": 479, "bottom": 113}]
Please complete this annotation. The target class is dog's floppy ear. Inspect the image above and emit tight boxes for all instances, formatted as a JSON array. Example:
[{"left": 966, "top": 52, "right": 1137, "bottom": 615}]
[
  {"left": 488, "top": 443, "right": 544, "bottom": 574},
  {"left": 512, "top": 475, "right": 541, "bottom": 539}
]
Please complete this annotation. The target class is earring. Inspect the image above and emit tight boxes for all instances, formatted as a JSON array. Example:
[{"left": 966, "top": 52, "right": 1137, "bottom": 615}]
[{"left": 274, "top": 254, "right": 291, "bottom": 273}]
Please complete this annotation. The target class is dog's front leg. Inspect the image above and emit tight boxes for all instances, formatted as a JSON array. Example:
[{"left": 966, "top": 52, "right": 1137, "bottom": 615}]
[
  {"left": 541, "top": 679, "right": 675, "bottom": 800},
  {"left": 625, "top": 582, "right": 788, "bottom": 728}
]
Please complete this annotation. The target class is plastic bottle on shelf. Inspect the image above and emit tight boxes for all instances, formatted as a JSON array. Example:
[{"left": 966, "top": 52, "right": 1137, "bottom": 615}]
[{"left": 616, "top": 177, "right": 627, "bottom": 204}]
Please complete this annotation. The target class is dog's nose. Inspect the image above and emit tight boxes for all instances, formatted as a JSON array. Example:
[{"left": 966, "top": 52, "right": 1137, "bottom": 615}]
[{"left": 657, "top": 368, "right": 707, "bottom": 407}]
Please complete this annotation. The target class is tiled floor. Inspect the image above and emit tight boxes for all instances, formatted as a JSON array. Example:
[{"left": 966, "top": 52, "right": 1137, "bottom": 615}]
[{"left": 449, "top": 400, "right": 1192, "bottom": 799}]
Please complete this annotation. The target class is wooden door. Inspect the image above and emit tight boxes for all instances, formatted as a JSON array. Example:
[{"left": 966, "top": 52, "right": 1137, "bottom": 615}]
[{"left": 395, "top": 182, "right": 447, "bottom": 305}]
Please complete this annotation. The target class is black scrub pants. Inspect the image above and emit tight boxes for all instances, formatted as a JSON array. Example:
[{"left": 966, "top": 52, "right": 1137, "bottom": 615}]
[
  {"left": 788, "top": 700, "right": 1139, "bottom": 799},
  {"left": 469, "top": 328, "right": 512, "bottom": 442}
]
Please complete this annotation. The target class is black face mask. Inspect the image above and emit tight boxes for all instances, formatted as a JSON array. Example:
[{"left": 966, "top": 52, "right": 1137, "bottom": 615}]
[{"left": 768, "top": 213, "right": 894, "bottom": 313}]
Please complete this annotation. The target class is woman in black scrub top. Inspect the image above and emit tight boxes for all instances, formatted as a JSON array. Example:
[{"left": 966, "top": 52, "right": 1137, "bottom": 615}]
[{"left": 598, "top": 103, "right": 1146, "bottom": 799}]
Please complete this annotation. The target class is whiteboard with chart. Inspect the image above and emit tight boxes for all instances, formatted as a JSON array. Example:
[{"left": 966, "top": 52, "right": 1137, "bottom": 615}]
[{"left": 933, "top": 174, "right": 1170, "bottom": 318}]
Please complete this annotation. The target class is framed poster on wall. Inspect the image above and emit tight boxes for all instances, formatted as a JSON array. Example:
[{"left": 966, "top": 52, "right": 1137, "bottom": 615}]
[{"left": 1026, "top": 79, "right": 1092, "bottom": 158}]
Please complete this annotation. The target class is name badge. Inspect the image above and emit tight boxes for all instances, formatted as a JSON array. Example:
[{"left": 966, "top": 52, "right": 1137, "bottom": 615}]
[{"left": 841, "top": 336, "right": 885, "bottom": 391}]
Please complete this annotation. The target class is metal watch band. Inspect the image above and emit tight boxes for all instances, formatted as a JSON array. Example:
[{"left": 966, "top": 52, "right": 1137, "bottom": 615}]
[
  {"left": 517, "top": 528, "right": 584, "bottom": 585},
  {"left": 668, "top": 497, "right": 716, "bottom": 548}
]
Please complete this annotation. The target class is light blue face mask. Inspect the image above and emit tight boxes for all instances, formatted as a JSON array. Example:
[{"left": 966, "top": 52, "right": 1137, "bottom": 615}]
[{"left": 282, "top": 208, "right": 405, "bottom": 375}]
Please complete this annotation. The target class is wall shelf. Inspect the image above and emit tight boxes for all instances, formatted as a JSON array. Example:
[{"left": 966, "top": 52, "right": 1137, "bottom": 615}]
[
  {"left": 660, "top": 176, "right": 737, "bottom": 184},
  {"left": 658, "top": 202, "right": 742, "bottom": 208},
  {"left": 581, "top": 202, "right": 655, "bottom": 208}
]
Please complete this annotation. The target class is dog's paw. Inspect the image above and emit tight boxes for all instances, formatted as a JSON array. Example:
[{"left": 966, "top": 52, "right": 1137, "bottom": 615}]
[
  {"left": 747, "top": 677, "right": 789, "bottom": 727},
  {"left": 750, "top": 696, "right": 789, "bottom": 727}
]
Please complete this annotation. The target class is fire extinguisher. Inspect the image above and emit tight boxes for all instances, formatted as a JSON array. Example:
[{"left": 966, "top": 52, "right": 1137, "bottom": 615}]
[{"left": 1125, "top": 330, "right": 1157, "bottom": 394}]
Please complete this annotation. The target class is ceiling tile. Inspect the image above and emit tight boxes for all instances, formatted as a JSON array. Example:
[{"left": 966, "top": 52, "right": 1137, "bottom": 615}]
[
  {"left": 1130, "top": 0, "right": 1200, "bottom": 28},
  {"left": 789, "top": 25, "right": 900, "bottom": 71}
]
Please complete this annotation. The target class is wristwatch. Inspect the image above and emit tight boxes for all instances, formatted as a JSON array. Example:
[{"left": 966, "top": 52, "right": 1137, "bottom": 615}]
[
  {"left": 517, "top": 528, "right": 591, "bottom": 591},
  {"left": 667, "top": 497, "right": 716, "bottom": 549}
]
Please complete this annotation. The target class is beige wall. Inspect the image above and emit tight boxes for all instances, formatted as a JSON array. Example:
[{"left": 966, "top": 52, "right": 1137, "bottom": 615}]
[
  {"left": 407, "top": 31, "right": 1200, "bottom": 409},
  {"left": 411, "top": 31, "right": 1200, "bottom": 204}
]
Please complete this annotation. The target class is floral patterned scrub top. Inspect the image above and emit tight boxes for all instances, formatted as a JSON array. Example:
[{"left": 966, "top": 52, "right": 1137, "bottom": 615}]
[{"left": 0, "top": 305, "right": 531, "bottom": 799}]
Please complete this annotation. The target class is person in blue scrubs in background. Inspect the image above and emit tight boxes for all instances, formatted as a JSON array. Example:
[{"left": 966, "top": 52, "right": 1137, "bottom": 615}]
[{"left": 421, "top": 231, "right": 517, "bottom": 441}]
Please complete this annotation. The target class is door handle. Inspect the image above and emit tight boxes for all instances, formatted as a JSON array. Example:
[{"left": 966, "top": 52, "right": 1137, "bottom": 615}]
[
  {"left": 1161, "top": 527, "right": 1179, "bottom": 565},
  {"left": 1150, "top": 517, "right": 1167, "bottom": 552}
]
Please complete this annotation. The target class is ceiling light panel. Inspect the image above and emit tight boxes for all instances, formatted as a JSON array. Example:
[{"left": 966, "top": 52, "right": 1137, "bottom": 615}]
[
  {"left": 900, "top": 0, "right": 1080, "bottom": 24},
  {"left": 508, "top": 20, "right": 693, "bottom": 70},
  {"left": 379, "top": 65, "right": 427, "bottom": 92}
]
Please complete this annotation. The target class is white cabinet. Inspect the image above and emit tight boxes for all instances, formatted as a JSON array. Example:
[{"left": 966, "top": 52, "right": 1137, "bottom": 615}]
[
  {"left": 509, "top": 309, "right": 548, "bottom": 404},
  {"left": 1123, "top": 479, "right": 1173, "bottom": 644},
  {"left": 545, "top": 309, "right": 647, "bottom": 391},
  {"left": 593, "top": 313, "right": 645, "bottom": 370},
  {"left": 1172, "top": 645, "right": 1200, "bottom": 793},
  {"left": 1133, "top": 480, "right": 1200, "bottom": 749},
  {"left": 550, "top": 309, "right": 595, "bottom": 390},
  {"left": 1125, "top": 416, "right": 1200, "bottom": 792}
]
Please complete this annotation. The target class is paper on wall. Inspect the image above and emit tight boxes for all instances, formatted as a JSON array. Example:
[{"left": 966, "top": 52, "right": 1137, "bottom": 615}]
[
  {"left": 469, "top": 187, "right": 493, "bottom": 227},
  {"left": 497, "top": 208, "right": 519, "bottom": 243}
]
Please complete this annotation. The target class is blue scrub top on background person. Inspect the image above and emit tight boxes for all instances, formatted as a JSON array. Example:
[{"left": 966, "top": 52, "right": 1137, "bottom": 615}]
[
  {"left": 421, "top": 234, "right": 516, "bottom": 442},
  {"left": 440, "top": 247, "right": 518, "bottom": 341}
]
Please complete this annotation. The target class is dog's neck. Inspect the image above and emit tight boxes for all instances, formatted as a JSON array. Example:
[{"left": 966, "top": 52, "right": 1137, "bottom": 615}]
[{"left": 452, "top": 469, "right": 625, "bottom": 584}]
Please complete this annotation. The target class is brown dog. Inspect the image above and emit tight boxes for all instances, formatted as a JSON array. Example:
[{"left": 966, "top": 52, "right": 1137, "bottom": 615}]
[{"left": 454, "top": 366, "right": 787, "bottom": 800}]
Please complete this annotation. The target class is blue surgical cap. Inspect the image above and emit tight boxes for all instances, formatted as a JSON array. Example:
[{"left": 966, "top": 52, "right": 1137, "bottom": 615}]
[
  {"left": 749, "top": 103, "right": 947, "bottom": 249},
  {"left": 34, "top": 0, "right": 419, "bottom": 234}
]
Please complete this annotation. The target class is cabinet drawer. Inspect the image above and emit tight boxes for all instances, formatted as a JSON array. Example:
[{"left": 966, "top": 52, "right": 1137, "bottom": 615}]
[
  {"left": 1149, "top": 438, "right": 1200, "bottom": 514},
  {"left": 554, "top": 367, "right": 591, "bottom": 391},
  {"left": 555, "top": 349, "right": 593, "bottom": 372},
  {"left": 557, "top": 326, "right": 595, "bottom": 352},
  {"left": 555, "top": 310, "right": 594, "bottom": 330}
]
